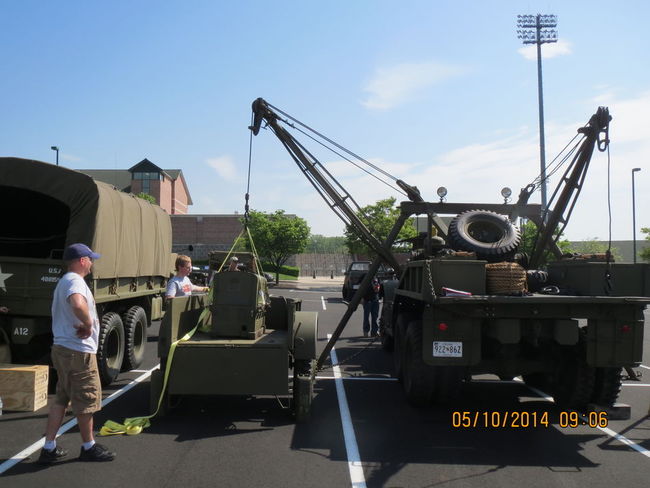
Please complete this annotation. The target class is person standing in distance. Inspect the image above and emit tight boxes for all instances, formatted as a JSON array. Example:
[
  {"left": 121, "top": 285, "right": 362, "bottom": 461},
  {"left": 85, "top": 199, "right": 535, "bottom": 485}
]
[
  {"left": 39, "top": 243, "right": 115, "bottom": 464},
  {"left": 166, "top": 255, "right": 209, "bottom": 299},
  {"left": 362, "top": 275, "right": 383, "bottom": 338}
]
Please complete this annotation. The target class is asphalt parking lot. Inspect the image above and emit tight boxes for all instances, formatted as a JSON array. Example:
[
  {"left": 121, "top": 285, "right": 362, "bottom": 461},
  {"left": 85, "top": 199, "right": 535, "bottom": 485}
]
[{"left": 2, "top": 277, "right": 650, "bottom": 488}]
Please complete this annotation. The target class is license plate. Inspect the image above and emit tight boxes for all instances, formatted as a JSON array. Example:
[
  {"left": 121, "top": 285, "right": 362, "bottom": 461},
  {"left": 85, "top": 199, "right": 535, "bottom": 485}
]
[
  {"left": 432, "top": 341, "right": 462, "bottom": 357},
  {"left": 352, "top": 284, "right": 360, "bottom": 289}
]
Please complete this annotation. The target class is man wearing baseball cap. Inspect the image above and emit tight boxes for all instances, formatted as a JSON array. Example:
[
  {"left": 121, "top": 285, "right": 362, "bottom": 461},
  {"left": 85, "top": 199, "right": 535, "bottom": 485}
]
[{"left": 39, "top": 243, "right": 115, "bottom": 464}]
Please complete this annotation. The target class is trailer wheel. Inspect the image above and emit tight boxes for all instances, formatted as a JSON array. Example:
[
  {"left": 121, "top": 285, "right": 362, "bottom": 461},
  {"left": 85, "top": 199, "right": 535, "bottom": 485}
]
[
  {"left": 402, "top": 320, "right": 436, "bottom": 407},
  {"left": 551, "top": 332, "right": 595, "bottom": 410},
  {"left": 122, "top": 306, "right": 147, "bottom": 371},
  {"left": 448, "top": 210, "right": 520, "bottom": 260},
  {"left": 293, "top": 359, "right": 314, "bottom": 422},
  {"left": 591, "top": 367, "right": 622, "bottom": 407},
  {"left": 97, "top": 312, "right": 125, "bottom": 386}
]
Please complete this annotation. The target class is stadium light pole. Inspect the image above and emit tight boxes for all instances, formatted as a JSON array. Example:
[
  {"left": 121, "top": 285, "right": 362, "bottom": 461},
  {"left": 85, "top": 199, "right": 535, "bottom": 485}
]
[
  {"left": 632, "top": 168, "right": 641, "bottom": 264},
  {"left": 50, "top": 146, "right": 59, "bottom": 166},
  {"left": 517, "top": 13, "right": 558, "bottom": 220}
]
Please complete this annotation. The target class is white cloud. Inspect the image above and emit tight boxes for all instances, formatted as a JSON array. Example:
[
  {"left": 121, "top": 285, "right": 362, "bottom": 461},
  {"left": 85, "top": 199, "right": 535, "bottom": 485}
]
[
  {"left": 517, "top": 39, "right": 572, "bottom": 60},
  {"left": 205, "top": 155, "right": 237, "bottom": 181},
  {"left": 361, "top": 61, "right": 467, "bottom": 110},
  {"left": 61, "top": 153, "right": 82, "bottom": 163}
]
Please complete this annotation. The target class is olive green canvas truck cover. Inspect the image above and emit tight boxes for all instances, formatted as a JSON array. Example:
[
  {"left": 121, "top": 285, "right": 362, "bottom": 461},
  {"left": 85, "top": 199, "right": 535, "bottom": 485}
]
[{"left": 0, "top": 157, "right": 173, "bottom": 383}]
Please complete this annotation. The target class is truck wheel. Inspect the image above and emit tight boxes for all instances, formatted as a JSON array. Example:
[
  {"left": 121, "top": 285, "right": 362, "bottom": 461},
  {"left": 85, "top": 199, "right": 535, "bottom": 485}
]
[
  {"left": 551, "top": 333, "right": 595, "bottom": 410},
  {"left": 591, "top": 367, "right": 622, "bottom": 407},
  {"left": 122, "top": 306, "right": 147, "bottom": 371},
  {"left": 402, "top": 320, "right": 436, "bottom": 407},
  {"left": 432, "top": 366, "right": 464, "bottom": 404},
  {"left": 293, "top": 359, "right": 314, "bottom": 422},
  {"left": 448, "top": 210, "right": 520, "bottom": 260},
  {"left": 392, "top": 315, "right": 408, "bottom": 382},
  {"left": 380, "top": 325, "right": 394, "bottom": 351},
  {"left": 0, "top": 328, "right": 11, "bottom": 363},
  {"left": 97, "top": 312, "right": 125, "bottom": 386}
]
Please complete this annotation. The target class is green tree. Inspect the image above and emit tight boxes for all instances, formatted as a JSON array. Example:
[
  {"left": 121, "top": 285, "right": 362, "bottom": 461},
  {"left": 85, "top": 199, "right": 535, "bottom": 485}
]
[
  {"left": 344, "top": 197, "right": 417, "bottom": 257},
  {"left": 246, "top": 210, "right": 310, "bottom": 282},
  {"left": 569, "top": 238, "right": 622, "bottom": 261},
  {"left": 517, "top": 219, "right": 573, "bottom": 267},
  {"left": 135, "top": 192, "right": 156, "bottom": 205},
  {"left": 639, "top": 227, "right": 650, "bottom": 263},
  {"left": 306, "top": 235, "right": 347, "bottom": 254}
]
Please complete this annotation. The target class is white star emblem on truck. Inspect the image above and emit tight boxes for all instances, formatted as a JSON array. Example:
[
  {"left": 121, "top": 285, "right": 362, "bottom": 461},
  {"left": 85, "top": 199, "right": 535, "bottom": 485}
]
[{"left": 0, "top": 265, "right": 13, "bottom": 292}]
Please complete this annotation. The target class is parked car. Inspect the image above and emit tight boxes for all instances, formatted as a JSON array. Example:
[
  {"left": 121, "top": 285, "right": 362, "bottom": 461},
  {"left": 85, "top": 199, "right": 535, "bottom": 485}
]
[{"left": 341, "top": 261, "right": 393, "bottom": 301}]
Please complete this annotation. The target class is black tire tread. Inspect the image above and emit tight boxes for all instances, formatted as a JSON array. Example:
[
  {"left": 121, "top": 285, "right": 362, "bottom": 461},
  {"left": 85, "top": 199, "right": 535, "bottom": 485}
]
[
  {"left": 122, "top": 306, "right": 147, "bottom": 371},
  {"left": 448, "top": 209, "right": 520, "bottom": 260},
  {"left": 97, "top": 312, "right": 125, "bottom": 386},
  {"left": 402, "top": 320, "right": 435, "bottom": 407}
]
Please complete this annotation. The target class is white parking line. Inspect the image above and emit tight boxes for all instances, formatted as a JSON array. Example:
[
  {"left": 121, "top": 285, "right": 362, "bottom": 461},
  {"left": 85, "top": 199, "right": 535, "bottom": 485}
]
[
  {"left": 329, "top": 334, "right": 367, "bottom": 488},
  {"left": 0, "top": 365, "right": 157, "bottom": 475},
  {"left": 514, "top": 377, "right": 650, "bottom": 458}
]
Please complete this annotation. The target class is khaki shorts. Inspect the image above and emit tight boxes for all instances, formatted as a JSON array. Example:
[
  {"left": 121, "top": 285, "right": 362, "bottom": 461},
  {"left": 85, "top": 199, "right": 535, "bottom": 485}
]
[{"left": 51, "top": 345, "right": 102, "bottom": 415}]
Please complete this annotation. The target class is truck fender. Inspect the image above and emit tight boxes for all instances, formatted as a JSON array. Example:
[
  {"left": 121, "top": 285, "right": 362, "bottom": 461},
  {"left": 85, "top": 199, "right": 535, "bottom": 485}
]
[{"left": 293, "top": 311, "right": 318, "bottom": 360}]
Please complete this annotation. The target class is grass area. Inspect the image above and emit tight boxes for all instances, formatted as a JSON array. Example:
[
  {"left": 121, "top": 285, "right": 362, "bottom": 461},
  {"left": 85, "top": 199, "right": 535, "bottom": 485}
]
[{"left": 268, "top": 272, "right": 298, "bottom": 281}]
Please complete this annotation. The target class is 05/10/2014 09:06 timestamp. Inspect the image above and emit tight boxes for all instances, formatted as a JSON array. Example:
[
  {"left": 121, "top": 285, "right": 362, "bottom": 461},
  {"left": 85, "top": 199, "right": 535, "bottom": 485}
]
[{"left": 451, "top": 410, "right": 609, "bottom": 429}]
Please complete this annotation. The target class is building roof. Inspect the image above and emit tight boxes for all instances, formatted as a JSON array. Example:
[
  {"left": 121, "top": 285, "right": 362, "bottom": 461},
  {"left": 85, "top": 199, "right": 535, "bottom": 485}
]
[
  {"left": 79, "top": 169, "right": 133, "bottom": 192},
  {"left": 79, "top": 158, "right": 193, "bottom": 205}
]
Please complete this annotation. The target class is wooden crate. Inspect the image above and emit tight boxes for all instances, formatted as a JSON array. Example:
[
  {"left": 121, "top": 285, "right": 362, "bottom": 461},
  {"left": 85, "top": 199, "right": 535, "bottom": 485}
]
[{"left": 0, "top": 363, "right": 49, "bottom": 412}]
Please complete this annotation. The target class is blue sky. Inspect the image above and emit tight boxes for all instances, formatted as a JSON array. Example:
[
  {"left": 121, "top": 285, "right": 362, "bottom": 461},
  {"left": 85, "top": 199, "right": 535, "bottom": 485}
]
[{"left": 2, "top": 1, "right": 648, "bottom": 242}]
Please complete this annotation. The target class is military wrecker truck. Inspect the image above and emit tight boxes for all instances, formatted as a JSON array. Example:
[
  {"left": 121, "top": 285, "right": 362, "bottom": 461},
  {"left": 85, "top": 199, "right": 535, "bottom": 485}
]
[
  {"left": 251, "top": 99, "right": 650, "bottom": 412},
  {"left": 0, "top": 157, "right": 173, "bottom": 385},
  {"left": 150, "top": 251, "right": 318, "bottom": 420}
]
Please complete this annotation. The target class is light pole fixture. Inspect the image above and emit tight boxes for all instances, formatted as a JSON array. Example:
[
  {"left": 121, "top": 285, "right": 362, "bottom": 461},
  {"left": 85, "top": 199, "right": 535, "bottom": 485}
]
[
  {"left": 50, "top": 146, "right": 59, "bottom": 166},
  {"left": 632, "top": 167, "right": 641, "bottom": 263},
  {"left": 517, "top": 13, "right": 558, "bottom": 220}
]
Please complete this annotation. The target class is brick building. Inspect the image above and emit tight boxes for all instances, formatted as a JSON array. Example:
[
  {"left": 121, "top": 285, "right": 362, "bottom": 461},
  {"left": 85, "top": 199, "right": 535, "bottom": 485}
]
[
  {"left": 170, "top": 214, "right": 246, "bottom": 261},
  {"left": 80, "top": 158, "right": 192, "bottom": 215}
]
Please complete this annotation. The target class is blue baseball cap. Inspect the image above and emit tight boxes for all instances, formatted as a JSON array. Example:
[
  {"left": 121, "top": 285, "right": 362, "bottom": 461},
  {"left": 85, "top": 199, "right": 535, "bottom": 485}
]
[{"left": 63, "top": 243, "right": 101, "bottom": 261}]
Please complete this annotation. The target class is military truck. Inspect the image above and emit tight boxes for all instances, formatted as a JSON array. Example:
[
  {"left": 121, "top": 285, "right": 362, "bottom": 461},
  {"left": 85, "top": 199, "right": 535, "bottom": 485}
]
[
  {"left": 0, "top": 157, "right": 173, "bottom": 385},
  {"left": 251, "top": 99, "right": 650, "bottom": 412},
  {"left": 150, "top": 251, "right": 318, "bottom": 421},
  {"left": 342, "top": 261, "right": 394, "bottom": 301}
]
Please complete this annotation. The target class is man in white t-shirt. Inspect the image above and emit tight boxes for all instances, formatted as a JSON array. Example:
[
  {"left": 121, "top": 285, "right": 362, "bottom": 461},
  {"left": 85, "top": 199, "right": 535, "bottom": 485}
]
[
  {"left": 39, "top": 243, "right": 115, "bottom": 464},
  {"left": 166, "top": 254, "right": 209, "bottom": 299}
]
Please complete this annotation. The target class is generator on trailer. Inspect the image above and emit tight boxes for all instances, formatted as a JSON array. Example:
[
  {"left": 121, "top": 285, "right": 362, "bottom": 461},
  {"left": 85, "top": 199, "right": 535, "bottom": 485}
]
[{"left": 150, "top": 250, "right": 318, "bottom": 421}]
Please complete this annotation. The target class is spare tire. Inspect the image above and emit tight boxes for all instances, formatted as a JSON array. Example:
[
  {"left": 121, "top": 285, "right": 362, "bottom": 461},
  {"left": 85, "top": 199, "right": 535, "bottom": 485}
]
[{"left": 448, "top": 210, "right": 520, "bottom": 261}]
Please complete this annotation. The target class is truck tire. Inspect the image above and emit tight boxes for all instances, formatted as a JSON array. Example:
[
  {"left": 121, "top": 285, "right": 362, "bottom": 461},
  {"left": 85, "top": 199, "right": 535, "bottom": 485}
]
[
  {"left": 97, "top": 312, "right": 126, "bottom": 386},
  {"left": 342, "top": 286, "right": 350, "bottom": 302},
  {"left": 293, "top": 359, "right": 314, "bottom": 422},
  {"left": 401, "top": 320, "right": 436, "bottom": 407},
  {"left": 392, "top": 314, "right": 408, "bottom": 382},
  {"left": 431, "top": 366, "right": 464, "bottom": 404},
  {"left": 551, "top": 333, "right": 595, "bottom": 410},
  {"left": 122, "top": 306, "right": 147, "bottom": 371},
  {"left": 448, "top": 210, "right": 520, "bottom": 260},
  {"left": 379, "top": 323, "right": 394, "bottom": 351},
  {"left": 591, "top": 367, "right": 622, "bottom": 407},
  {"left": 0, "top": 328, "right": 11, "bottom": 363}
]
